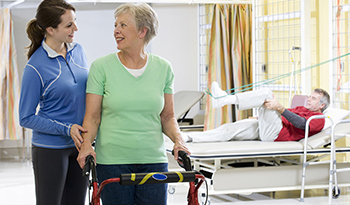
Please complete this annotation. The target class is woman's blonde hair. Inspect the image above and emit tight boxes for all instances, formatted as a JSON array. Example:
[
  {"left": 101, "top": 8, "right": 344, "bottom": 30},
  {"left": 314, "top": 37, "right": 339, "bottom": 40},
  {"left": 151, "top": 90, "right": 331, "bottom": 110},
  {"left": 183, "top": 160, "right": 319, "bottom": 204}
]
[{"left": 114, "top": 3, "right": 159, "bottom": 46}]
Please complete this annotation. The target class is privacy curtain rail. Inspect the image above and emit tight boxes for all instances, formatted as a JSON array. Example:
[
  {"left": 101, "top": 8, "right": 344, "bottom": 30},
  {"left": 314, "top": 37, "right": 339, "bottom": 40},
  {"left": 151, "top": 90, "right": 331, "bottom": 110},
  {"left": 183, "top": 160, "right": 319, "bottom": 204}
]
[
  {"left": 1, "top": 0, "right": 252, "bottom": 6},
  {"left": 1, "top": 0, "right": 251, "bottom": 9},
  {"left": 67, "top": 0, "right": 252, "bottom": 4},
  {"left": 0, "top": 0, "right": 24, "bottom": 9}
]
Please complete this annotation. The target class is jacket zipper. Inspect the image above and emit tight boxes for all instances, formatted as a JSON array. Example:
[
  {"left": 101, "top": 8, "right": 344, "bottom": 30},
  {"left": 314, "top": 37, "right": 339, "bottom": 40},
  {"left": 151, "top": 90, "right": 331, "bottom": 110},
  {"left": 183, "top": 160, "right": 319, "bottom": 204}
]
[{"left": 65, "top": 58, "right": 77, "bottom": 83}]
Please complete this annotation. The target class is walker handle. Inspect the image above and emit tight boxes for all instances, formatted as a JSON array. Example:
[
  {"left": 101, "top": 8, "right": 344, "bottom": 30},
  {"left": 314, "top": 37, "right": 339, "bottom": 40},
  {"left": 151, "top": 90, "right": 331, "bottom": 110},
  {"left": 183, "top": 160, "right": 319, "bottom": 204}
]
[
  {"left": 82, "top": 155, "right": 94, "bottom": 177},
  {"left": 172, "top": 150, "right": 192, "bottom": 171}
]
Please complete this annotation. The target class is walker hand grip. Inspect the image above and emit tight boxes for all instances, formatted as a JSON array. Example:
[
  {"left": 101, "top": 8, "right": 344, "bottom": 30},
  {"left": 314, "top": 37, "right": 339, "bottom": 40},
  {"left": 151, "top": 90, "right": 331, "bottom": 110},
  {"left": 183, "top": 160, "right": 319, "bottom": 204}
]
[
  {"left": 172, "top": 150, "right": 192, "bottom": 171},
  {"left": 119, "top": 171, "right": 196, "bottom": 185},
  {"left": 82, "top": 155, "right": 94, "bottom": 177}
]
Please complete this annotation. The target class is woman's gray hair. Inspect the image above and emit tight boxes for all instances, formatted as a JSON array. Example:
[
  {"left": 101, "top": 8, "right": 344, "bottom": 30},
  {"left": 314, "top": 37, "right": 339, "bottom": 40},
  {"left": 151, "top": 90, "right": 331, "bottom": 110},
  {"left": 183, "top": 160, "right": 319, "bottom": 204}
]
[
  {"left": 114, "top": 3, "right": 159, "bottom": 46},
  {"left": 314, "top": 88, "right": 330, "bottom": 112}
]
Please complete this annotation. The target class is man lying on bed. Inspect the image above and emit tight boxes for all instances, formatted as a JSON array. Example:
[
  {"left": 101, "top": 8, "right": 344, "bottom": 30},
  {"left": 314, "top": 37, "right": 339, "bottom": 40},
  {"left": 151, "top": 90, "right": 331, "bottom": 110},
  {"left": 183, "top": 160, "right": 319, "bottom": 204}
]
[{"left": 184, "top": 82, "right": 330, "bottom": 143}]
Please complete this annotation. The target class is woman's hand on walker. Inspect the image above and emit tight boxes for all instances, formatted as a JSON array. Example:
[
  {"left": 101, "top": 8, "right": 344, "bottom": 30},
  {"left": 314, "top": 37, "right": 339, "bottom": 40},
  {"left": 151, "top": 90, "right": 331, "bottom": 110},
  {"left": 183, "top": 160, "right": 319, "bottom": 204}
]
[
  {"left": 173, "top": 140, "right": 191, "bottom": 164},
  {"left": 77, "top": 141, "right": 96, "bottom": 169}
]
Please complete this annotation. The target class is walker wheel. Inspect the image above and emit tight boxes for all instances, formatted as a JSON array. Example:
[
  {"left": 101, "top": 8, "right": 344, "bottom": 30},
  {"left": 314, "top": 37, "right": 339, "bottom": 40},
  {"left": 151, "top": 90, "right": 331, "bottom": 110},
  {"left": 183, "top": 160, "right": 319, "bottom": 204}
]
[
  {"left": 332, "top": 187, "right": 341, "bottom": 199},
  {"left": 203, "top": 200, "right": 210, "bottom": 205},
  {"left": 201, "top": 192, "right": 210, "bottom": 205},
  {"left": 168, "top": 186, "right": 175, "bottom": 195}
]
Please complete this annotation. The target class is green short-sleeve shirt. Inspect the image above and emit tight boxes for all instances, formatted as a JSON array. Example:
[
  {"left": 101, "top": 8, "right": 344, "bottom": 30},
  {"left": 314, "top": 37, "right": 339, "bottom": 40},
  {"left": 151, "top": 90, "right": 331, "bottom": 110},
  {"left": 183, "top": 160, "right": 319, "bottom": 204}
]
[{"left": 87, "top": 53, "right": 174, "bottom": 164}]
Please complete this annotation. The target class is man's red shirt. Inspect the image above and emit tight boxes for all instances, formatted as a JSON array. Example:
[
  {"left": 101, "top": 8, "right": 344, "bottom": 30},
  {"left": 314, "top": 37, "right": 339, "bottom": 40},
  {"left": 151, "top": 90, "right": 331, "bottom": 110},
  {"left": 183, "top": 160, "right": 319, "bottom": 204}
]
[{"left": 275, "top": 106, "right": 325, "bottom": 141}]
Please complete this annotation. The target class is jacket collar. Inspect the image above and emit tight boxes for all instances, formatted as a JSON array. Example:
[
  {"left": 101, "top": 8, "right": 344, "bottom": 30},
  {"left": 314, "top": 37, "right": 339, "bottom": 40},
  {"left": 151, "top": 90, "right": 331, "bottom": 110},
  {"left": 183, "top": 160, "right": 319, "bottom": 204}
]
[{"left": 42, "top": 39, "right": 76, "bottom": 58}]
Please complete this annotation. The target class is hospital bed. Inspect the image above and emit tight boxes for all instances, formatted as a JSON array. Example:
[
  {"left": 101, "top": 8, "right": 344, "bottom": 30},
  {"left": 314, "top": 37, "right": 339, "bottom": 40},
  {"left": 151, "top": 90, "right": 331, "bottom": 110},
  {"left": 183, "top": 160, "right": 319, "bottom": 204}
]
[{"left": 165, "top": 95, "right": 350, "bottom": 202}]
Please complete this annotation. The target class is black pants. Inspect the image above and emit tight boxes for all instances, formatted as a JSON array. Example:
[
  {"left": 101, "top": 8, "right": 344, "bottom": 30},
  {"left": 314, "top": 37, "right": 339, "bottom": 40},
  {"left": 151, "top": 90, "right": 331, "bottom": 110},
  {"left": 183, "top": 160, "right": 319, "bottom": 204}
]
[{"left": 32, "top": 146, "right": 88, "bottom": 205}]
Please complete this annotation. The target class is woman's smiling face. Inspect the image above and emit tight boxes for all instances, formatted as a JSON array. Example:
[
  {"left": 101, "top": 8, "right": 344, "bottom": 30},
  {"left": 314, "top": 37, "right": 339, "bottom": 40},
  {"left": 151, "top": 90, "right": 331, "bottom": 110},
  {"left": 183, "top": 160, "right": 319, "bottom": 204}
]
[
  {"left": 114, "top": 12, "right": 142, "bottom": 51},
  {"left": 51, "top": 9, "right": 78, "bottom": 44}
]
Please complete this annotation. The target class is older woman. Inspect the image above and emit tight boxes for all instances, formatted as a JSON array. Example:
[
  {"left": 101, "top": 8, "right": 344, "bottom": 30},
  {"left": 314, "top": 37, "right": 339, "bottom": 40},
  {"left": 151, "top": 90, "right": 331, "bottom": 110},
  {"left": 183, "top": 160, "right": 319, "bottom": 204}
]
[{"left": 77, "top": 3, "right": 190, "bottom": 205}]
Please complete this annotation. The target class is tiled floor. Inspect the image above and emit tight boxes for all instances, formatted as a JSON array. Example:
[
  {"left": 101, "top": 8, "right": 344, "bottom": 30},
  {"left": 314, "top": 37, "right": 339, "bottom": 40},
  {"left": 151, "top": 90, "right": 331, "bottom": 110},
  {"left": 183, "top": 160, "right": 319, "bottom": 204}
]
[{"left": 1, "top": 159, "right": 350, "bottom": 205}]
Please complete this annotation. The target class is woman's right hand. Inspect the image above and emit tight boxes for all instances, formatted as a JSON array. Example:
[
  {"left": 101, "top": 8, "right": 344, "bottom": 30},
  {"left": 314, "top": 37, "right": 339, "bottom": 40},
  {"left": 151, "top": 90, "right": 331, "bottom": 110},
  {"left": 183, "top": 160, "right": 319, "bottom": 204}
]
[
  {"left": 77, "top": 140, "right": 96, "bottom": 169},
  {"left": 70, "top": 124, "right": 88, "bottom": 151}
]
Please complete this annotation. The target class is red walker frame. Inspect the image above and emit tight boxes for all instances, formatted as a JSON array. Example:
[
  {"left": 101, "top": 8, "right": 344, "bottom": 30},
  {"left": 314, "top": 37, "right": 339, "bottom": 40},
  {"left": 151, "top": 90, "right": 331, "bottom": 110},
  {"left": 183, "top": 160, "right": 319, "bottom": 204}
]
[{"left": 83, "top": 151, "right": 207, "bottom": 205}]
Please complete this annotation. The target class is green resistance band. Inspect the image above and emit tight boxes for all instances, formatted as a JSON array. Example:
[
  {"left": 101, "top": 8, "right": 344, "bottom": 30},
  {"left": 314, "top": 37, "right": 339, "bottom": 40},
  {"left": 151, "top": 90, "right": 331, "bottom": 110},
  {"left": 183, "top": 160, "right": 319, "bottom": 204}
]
[{"left": 207, "top": 52, "right": 350, "bottom": 99}]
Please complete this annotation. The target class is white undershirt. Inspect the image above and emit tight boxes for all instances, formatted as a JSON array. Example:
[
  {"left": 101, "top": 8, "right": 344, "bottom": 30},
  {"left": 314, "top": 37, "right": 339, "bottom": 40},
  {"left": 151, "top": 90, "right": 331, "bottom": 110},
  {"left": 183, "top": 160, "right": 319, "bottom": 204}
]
[{"left": 116, "top": 53, "right": 148, "bottom": 78}]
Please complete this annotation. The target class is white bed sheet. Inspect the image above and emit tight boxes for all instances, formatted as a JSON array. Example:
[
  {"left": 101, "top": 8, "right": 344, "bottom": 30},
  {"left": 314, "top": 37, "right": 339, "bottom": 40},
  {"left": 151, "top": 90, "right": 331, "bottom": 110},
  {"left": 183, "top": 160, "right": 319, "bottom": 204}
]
[
  {"left": 164, "top": 119, "right": 350, "bottom": 159},
  {"left": 167, "top": 140, "right": 303, "bottom": 158}
]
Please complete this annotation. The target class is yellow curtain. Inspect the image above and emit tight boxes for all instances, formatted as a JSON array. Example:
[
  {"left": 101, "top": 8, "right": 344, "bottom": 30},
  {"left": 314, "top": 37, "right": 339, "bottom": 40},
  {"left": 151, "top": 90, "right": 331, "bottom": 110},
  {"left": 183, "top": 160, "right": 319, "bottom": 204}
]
[
  {"left": 204, "top": 4, "right": 252, "bottom": 131},
  {"left": 0, "top": 8, "right": 22, "bottom": 140}
]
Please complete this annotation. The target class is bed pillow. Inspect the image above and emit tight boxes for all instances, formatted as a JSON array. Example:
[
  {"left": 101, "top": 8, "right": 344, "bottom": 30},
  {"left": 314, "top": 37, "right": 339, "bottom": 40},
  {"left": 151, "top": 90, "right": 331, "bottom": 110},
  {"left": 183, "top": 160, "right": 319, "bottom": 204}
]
[{"left": 322, "top": 107, "right": 350, "bottom": 130}]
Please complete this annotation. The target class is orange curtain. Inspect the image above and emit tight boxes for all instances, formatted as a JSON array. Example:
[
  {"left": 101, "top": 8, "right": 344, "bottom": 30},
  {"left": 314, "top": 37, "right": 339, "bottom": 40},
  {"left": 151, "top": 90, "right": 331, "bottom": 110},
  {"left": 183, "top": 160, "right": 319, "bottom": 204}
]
[
  {"left": 0, "top": 8, "right": 22, "bottom": 140},
  {"left": 204, "top": 4, "right": 252, "bottom": 131},
  {"left": 232, "top": 4, "right": 253, "bottom": 120}
]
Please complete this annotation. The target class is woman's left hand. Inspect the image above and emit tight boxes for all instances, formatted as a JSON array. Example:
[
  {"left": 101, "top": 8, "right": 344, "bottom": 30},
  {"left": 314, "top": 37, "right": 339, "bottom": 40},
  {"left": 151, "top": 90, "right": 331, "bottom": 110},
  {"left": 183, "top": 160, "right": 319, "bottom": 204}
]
[
  {"left": 172, "top": 140, "right": 191, "bottom": 164},
  {"left": 70, "top": 124, "right": 88, "bottom": 151}
]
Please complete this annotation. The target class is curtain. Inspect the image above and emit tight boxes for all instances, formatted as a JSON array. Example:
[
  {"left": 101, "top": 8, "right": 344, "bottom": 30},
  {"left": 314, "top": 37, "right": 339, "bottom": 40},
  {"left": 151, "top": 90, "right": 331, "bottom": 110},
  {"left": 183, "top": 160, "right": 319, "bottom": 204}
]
[
  {"left": 0, "top": 8, "right": 22, "bottom": 140},
  {"left": 204, "top": 4, "right": 252, "bottom": 131},
  {"left": 232, "top": 4, "right": 252, "bottom": 120}
]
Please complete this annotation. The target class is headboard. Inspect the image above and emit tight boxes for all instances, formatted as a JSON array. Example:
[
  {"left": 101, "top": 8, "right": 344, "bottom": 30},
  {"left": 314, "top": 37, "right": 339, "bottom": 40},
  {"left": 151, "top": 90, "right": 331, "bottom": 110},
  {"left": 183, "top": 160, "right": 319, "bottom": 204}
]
[{"left": 290, "top": 95, "right": 308, "bottom": 108}]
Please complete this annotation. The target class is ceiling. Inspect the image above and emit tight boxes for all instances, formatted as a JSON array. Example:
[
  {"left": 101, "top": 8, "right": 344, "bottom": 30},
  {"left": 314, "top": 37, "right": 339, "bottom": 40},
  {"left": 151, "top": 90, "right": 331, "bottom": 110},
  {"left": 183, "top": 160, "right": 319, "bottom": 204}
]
[{"left": 1, "top": 0, "right": 252, "bottom": 9}]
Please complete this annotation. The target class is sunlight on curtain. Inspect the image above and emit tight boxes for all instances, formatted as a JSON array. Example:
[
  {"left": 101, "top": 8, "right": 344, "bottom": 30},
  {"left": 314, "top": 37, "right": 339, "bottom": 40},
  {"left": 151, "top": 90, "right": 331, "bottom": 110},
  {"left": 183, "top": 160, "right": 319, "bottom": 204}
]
[
  {"left": 232, "top": 4, "right": 252, "bottom": 120},
  {"left": 204, "top": 4, "right": 252, "bottom": 131},
  {"left": 0, "top": 8, "right": 22, "bottom": 140}
]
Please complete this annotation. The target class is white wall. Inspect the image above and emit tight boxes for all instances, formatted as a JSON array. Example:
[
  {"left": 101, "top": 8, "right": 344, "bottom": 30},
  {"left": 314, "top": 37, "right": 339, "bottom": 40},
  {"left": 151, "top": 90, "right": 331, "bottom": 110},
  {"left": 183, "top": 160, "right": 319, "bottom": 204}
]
[
  {"left": 152, "top": 4, "right": 198, "bottom": 92},
  {"left": 2, "top": 3, "right": 200, "bottom": 153},
  {"left": 12, "top": 3, "right": 199, "bottom": 92},
  {"left": 152, "top": 4, "right": 200, "bottom": 119}
]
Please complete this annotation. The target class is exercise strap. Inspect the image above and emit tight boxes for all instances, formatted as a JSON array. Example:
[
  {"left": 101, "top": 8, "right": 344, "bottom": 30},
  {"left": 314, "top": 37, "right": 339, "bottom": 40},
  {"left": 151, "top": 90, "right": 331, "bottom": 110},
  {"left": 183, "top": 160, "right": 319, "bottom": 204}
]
[{"left": 207, "top": 52, "right": 350, "bottom": 99}]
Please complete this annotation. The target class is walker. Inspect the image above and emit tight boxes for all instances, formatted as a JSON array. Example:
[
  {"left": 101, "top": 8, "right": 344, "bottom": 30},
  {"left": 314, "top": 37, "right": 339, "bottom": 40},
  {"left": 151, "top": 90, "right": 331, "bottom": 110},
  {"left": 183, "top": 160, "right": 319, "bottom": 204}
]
[{"left": 82, "top": 151, "right": 208, "bottom": 205}]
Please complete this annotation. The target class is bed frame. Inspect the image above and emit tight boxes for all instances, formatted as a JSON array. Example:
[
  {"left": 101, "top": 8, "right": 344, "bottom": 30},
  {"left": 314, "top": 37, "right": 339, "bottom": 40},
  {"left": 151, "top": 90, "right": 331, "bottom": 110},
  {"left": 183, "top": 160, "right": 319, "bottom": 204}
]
[
  {"left": 165, "top": 117, "right": 350, "bottom": 203},
  {"left": 166, "top": 94, "right": 350, "bottom": 203}
]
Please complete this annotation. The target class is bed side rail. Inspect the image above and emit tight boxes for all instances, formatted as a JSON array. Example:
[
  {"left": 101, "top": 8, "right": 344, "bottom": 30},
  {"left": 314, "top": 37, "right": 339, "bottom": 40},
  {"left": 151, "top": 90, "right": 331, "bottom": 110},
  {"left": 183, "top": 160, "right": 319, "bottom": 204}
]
[{"left": 302, "top": 115, "right": 333, "bottom": 155}]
